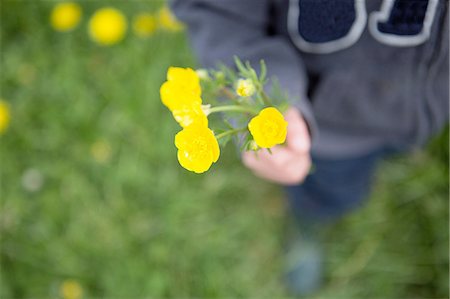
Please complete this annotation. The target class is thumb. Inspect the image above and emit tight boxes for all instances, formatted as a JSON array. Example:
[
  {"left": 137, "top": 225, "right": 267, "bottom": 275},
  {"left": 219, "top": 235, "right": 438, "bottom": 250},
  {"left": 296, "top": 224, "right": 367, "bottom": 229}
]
[{"left": 284, "top": 107, "right": 311, "bottom": 153}]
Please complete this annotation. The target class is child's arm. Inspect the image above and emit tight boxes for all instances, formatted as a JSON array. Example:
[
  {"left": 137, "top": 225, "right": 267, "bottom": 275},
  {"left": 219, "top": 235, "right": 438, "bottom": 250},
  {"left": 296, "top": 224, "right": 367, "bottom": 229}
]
[{"left": 171, "top": 0, "right": 315, "bottom": 183}]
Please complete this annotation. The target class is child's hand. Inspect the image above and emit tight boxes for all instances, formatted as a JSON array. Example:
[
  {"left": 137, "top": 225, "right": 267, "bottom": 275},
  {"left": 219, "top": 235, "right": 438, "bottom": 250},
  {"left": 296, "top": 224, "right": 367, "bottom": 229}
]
[{"left": 242, "top": 107, "right": 311, "bottom": 185}]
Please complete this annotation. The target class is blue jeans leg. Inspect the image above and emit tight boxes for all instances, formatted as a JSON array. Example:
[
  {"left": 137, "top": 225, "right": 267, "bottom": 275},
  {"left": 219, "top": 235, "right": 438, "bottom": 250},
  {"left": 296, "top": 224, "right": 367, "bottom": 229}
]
[{"left": 286, "top": 150, "right": 385, "bottom": 224}]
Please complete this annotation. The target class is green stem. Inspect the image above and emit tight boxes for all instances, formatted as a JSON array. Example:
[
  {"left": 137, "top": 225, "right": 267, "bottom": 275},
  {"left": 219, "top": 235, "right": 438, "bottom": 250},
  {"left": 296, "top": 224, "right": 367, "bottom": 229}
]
[
  {"left": 208, "top": 105, "right": 258, "bottom": 115},
  {"left": 215, "top": 128, "right": 247, "bottom": 140},
  {"left": 258, "top": 86, "right": 272, "bottom": 106}
]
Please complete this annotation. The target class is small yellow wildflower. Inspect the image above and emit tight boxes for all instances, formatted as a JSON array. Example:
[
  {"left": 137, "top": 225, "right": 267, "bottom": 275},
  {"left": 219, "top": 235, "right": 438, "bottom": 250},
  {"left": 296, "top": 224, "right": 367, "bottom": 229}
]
[
  {"left": 132, "top": 13, "right": 157, "bottom": 37},
  {"left": 236, "top": 79, "right": 255, "bottom": 97},
  {"left": 0, "top": 100, "right": 10, "bottom": 135},
  {"left": 88, "top": 7, "right": 127, "bottom": 46},
  {"left": 248, "top": 107, "right": 287, "bottom": 148},
  {"left": 160, "top": 67, "right": 202, "bottom": 111},
  {"left": 90, "top": 139, "right": 112, "bottom": 163},
  {"left": 59, "top": 279, "right": 83, "bottom": 299},
  {"left": 157, "top": 6, "right": 184, "bottom": 32},
  {"left": 50, "top": 2, "right": 82, "bottom": 32},
  {"left": 172, "top": 102, "right": 208, "bottom": 128},
  {"left": 175, "top": 124, "right": 220, "bottom": 173}
]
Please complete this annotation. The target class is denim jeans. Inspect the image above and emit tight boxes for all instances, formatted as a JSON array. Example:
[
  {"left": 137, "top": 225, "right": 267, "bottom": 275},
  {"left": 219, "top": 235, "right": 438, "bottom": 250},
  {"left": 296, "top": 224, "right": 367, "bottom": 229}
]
[{"left": 286, "top": 149, "right": 388, "bottom": 223}]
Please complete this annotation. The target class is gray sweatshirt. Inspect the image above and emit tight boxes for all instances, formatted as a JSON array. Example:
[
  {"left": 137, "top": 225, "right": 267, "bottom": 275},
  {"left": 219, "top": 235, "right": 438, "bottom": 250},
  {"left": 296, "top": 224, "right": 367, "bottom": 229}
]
[{"left": 171, "top": 0, "right": 449, "bottom": 158}]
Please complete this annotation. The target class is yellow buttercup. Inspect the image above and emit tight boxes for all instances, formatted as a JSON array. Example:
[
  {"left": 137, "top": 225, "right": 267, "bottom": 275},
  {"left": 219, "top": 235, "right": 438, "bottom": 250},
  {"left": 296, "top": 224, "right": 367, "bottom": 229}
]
[
  {"left": 50, "top": 2, "right": 82, "bottom": 32},
  {"left": 88, "top": 7, "right": 127, "bottom": 46},
  {"left": 133, "top": 13, "right": 157, "bottom": 37},
  {"left": 248, "top": 107, "right": 287, "bottom": 148},
  {"left": 175, "top": 124, "right": 220, "bottom": 173},
  {"left": 172, "top": 102, "right": 208, "bottom": 128},
  {"left": 160, "top": 67, "right": 202, "bottom": 111}
]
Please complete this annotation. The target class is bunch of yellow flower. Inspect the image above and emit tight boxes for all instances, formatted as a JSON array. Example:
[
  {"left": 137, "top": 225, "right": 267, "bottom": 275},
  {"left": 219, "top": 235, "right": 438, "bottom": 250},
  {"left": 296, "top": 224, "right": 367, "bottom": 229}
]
[
  {"left": 160, "top": 67, "right": 217, "bottom": 173},
  {"left": 160, "top": 58, "right": 290, "bottom": 174},
  {"left": 50, "top": 3, "right": 184, "bottom": 44}
]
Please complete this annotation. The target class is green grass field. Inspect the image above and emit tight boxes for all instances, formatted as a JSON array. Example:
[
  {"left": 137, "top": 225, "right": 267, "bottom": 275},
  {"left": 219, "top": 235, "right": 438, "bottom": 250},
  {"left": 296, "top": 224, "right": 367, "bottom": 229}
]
[{"left": 1, "top": 1, "right": 448, "bottom": 298}]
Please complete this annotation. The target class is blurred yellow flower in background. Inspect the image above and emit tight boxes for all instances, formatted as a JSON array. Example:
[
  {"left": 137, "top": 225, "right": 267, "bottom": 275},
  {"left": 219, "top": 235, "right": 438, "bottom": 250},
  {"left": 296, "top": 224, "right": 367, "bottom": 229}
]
[
  {"left": 175, "top": 124, "right": 220, "bottom": 173},
  {"left": 236, "top": 78, "right": 255, "bottom": 97},
  {"left": 90, "top": 139, "right": 112, "bottom": 164},
  {"left": 248, "top": 107, "right": 287, "bottom": 148},
  {"left": 59, "top": 279, "right": 83, "bottom": 299},
  {"left": 157, "top": 6, "right": 184, "bottom": 32},
  {"left": 0, "top": 100, "right": 10, "bottom": 135},
  {"left": 50, "top": 2, "right": 82, "bottom": 32},
  {"left": 172, "top": 102, "right": 208, "bottom": 128},
  {"left": 160, "top": 67, "right": 202, "bottom": 111},
  {"left": 133, "top": 13, "right": 157, "bottom": 38},
  {"left": 88, "top": 7, "right": 127, "bottom": 46},
  {"left": 17, "top": 64, "right": 37, "bottom": 86}
]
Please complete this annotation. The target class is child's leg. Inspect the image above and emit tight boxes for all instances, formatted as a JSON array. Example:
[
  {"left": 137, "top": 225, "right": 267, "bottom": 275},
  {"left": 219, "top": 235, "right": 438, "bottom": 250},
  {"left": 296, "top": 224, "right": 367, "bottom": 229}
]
[
  {"left": 286, "top": 149, "right": 385, "bottom": 224},
  {"left": 283, "top": 149, "right": 385, "bottom": 295}
]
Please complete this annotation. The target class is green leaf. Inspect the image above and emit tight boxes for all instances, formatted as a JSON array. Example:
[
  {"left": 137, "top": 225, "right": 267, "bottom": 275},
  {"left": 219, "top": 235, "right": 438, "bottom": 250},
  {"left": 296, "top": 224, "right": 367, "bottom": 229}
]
[
  {"left": 223, "top": 118, "right": 236, "bottom": 130},
  {"left": 259, "top": 60, "right": 267, "bottom": 82},
  {"left": 234, "top": 56, "right": 248, "bottom": 77}
]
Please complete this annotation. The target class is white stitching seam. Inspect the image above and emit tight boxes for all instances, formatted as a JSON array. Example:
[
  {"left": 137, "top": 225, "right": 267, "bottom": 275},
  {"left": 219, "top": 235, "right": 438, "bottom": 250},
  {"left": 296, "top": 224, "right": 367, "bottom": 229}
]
[{"left": 369, "top": 0, "right": 439, "bottom": 47}]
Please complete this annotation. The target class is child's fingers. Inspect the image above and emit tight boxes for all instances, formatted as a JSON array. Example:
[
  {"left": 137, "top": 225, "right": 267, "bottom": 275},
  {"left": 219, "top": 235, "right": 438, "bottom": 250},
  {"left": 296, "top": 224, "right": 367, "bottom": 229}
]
[
  {"left": 244, "top": 146, "right": 293, "bottom": 169},
  {"left": 283, "top": 154, "right": 311, "bottom": 185},
  {"left": 245, "top": 151, "right": 311, "bottom": 185},
  {"left": 284, "top": 107, "right": 311, "bottom": 154}
]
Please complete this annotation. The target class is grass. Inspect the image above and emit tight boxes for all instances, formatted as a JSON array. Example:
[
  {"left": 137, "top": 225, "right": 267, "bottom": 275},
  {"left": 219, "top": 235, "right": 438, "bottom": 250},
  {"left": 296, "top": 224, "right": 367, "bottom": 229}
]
[{"left": 1, "top": 1, "right": 448, "bottom": 298}]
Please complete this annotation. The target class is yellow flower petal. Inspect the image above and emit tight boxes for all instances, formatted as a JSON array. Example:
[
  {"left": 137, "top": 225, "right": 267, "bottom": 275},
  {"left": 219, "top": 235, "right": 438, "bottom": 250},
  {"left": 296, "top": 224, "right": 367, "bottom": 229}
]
[
  {"left": 160, "top": 67, "right": 202, "bottom": 111},
  {"left": 132, "top": 13, "right": 156, "bottom": 37},
  {"left": 172, "top": 102, "right": 208, "bottom": 128},
  {"left": 167, "top": 67, "right": 201, "bottom": 96},
  {"left": 0, "top": 100, "right": 10, "bottom": 135},
  {"left": 88, "top": 7, "right": 127, "bottom": 46},
  {"left": 248, "top": 107, "right": 287, "bottom": 148},
  {"left": 160, "top": 81, "right": 201, "bottom": 111},
  {"left": 175, "top": 124, "right": 220, "bottom": 173},
  {"left": 50, "top": 2, "right": 82, "bottom": 32}
]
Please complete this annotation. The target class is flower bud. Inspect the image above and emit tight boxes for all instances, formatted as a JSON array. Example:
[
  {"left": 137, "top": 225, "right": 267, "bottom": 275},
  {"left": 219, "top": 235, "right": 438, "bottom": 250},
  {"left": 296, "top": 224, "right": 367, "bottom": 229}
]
[
  {"left": 236, "top": 79, "right": 255, "bottom": 97},
  {"left": 196, "top": 69, "right": 210, "bottom": 81},
  {"left": 249, "top": 140, "right": 259, "bottom": 151}
]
